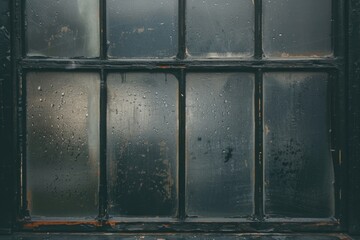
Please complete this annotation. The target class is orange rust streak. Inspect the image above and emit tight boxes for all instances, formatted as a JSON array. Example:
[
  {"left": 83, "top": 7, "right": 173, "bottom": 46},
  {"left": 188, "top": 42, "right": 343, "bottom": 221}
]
[
  {"left": 107, "top": 220, "right": 117, "bottom": 228},
  {"left": 22, "top": 220, "right": 101, "bottom": 229}
]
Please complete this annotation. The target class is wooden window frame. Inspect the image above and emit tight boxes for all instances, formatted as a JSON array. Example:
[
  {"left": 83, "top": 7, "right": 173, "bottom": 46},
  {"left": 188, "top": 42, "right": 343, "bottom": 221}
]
[{"left": 0, "top": 0, "right": 359, "bottom": 236}]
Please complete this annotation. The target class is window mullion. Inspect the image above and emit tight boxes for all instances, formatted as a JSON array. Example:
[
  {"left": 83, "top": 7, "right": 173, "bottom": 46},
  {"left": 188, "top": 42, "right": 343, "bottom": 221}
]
[
  {"left": 99, "top": 69, "right": 108, "bottom": 220},
  {"left": 178, "top": 69, "right": 186, "bottom": 220},
  {"left": 177, "top": 0, "right": 186, "bottom": 60},
  {"left": 255, "top": 0, "right": 263, "bottom": 59},
  {"left": 100, "top": 0, "right": 107, "bottom": 60},
  {"left": 255, "top": 70, "right": 264, "bottom": 220},
  {"left": 19, "top": 68, "right": 30, "bottom": 219},
  {"left": 98, "top": 0, "right": 108, "bottom": 221}
]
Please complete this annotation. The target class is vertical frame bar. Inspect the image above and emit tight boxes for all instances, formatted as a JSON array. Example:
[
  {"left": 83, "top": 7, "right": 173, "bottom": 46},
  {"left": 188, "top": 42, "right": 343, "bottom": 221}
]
[
  {"left": 178, "top": 69, "right": 186, "bottom": 220},
  {"left": 13, "top": 0, "right": 24, "bottom": 224},
  {"left": 0, "top": 0, "right": 14, "bottom": 233},
  {"left": 348, "top": 0, "right": 360, "bottom": 234},
  {"left": 98, "top": 69, "right": 108, "bottom": 221},
  {"left": 100, "top": 0, "right": 107, "bottom": 60},
  {"left": 254, "top": 69, "right": 264, "bottom": 220},
  {"left": 336, "top": 68, "right": 348, "bottom": 231},
  {"left": 19, "top": 68, "right": 29, "bottom": 219},
  {"left": 332, "top": 0, "right": 347, "bottom": 230},
  {"left": 254, "top": 0, "right": 263, "bottom": 59},
  {"left": 333, "top": 0, "right": 346, "bottom": 58},
  {"left": 98, "top": 0, "right": 108, "bottom": 222},
  {"left": 177, "top": 0, "right": 186, "bottom": 60},
  {"left": 328, "top": 70, "right": 341, "bottom": 222},
  {"left": 20, "top": 0, "right": 26, "bottom": 58},
  {"left": 15, "top": 0, "right": 28, "bottom": 219}
]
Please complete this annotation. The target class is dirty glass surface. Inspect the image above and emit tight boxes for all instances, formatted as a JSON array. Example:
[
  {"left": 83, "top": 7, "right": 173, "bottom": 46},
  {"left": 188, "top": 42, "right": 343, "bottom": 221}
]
[
  {"left": 107, "top": 73, "right": 178, "bottom": 217},
  {"left": 186, "top": 73, "right": 255, "bottom": 217},
  {"left": 186, "top": 0, "right": 254, "bottom": 58},
  {"left": 26, "top": 72, "right": 100, "bottom": 218},
  {"left": 25, "top": 0, "right": 100, "bottom": 58},
  {"left": 263, "top": 72, "right": 334, "bottom": 218},
  {"left": 107, "top": 0, "right": 178, "bottom": 58},
  {"left": 263, "top": 0, "right": 332, "bottom": 58}
]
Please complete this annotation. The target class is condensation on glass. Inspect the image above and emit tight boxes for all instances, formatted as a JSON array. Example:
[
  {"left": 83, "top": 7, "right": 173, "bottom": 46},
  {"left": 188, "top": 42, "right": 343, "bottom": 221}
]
[
  {"left": 26, "top": 72, "right": 100, "bottom": 218},
  {"left": 25, "top": 0, "right": 100, "bottom": 58},
  {"left": 263, "top": 0, "right": 332, "bottom": 58},
  {"left": 107, "top": 0, "right": 178, "bottom": 58},
  {"left": 107, "top": 73, "right": 178, "bottom": 217},
  {"left": 186, "top": 73, "right": 255, "bottom": 217},
  {"left": 263, "top": 72, "right": 334, "bottom": 218},
  {"left": 186, "top": 0, "right": 254, "bottom": 58}
]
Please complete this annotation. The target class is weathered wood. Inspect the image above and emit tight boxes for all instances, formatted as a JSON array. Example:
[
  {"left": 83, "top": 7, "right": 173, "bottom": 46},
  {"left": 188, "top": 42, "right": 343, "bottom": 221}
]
[
  {"left": 0, "top": 0, "right": 13, "bottom": 235},
  {"left": 0, "top": 233, "right": 354, "bottom": 240},
  {"left": 348, "top": 0, "right": 360, "bottom": 235}
]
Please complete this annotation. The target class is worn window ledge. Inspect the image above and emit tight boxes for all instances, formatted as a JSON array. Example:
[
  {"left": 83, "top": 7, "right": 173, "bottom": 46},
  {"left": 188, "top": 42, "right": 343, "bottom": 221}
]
[{"left": 0, "top": 233, "right": 356, "bottom": 240}]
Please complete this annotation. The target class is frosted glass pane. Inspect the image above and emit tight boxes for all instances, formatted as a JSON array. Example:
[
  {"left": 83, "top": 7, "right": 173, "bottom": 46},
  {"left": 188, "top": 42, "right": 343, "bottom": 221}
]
[
  {"left": 26, "top": 0, "right": 100, "bottom": 58},
  {"left": 27, "top": 72, "right": 100, "bottom": 218},
  {"left": 263, "top": 72, "right": 334, "bottom": 218},
  {"left": 107, "top": 0, "right": 178, "bottom": 58},
  {"left": 263, "top": 0, "right": 332, "bottom": 58},
  {"left": 186, "top": 0, "right": 254, "bottom": 58},
  {"left": 107, "top": 73, "right": 178, "bottom": 217},
  {"left": 186, "top": 73, "right": 255, "bottom": 217}
]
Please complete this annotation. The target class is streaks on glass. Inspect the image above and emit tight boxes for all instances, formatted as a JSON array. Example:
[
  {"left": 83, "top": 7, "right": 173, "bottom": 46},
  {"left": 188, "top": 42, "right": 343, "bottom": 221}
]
[
  {"left": 25, "top": 0, "right": 100, "bottom": 58},
  {"left": 107, "top": 0, "right": 178, "bottom": 58},
  {"left": 26, "top": 72, "right": 100, "bottom": 218},
  {"left": 186, "top": 0, "right": 254, "bottom": 58},
  {"left": 263, "top": 0, "right": 332, "bottom": 58},
  {"left": 186, "top": 73, "right": 255, "bottom": 217},
  {"left": 107, "top": 73, "right": 178, "bottom": 217},
  {"left": 263, "top": 72, "right": 334, "bottom": 218}
]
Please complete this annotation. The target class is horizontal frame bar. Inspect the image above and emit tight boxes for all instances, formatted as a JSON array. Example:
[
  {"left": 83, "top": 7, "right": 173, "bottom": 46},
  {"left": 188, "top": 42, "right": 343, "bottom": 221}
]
[
  {"left": 19, "top": 59, "right": 343, "bottom": 71},
  {"left": 18, "top": 218, "right": 342, "bottom": 233}
]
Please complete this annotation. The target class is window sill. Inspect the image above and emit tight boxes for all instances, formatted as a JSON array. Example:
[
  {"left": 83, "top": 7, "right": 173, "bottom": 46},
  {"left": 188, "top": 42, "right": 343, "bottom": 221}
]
[{"left": 0, "top": 233, "right": 355, "bottom": 240}]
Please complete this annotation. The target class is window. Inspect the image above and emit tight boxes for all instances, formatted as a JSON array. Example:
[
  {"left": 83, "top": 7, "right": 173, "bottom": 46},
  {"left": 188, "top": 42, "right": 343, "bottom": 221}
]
[{"left": 6, "top": 0, "right": 349, "bottom": 233}]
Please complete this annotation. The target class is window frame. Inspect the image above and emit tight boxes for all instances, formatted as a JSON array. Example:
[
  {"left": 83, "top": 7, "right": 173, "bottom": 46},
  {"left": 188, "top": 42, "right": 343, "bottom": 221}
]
[{"left": 0, "top": 0, "right": 355, "bottom": 234}]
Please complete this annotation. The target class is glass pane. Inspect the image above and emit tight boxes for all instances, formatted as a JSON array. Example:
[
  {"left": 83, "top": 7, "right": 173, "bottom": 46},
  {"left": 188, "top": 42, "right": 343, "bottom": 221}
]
[
  {"left": 263, "top": 72, "right": 334, "bottom": 218},
  {"left": 107, "top": 73, "right": 178, "bottom": 217},
  {"left": 263, "top": 0, "right": 332, "bottom": 58},
  {"left": 25, "top": 0, "right": 100, "bottom": 58},
  {"left": 186, "top": 0, "right": 254, "bottom": 58},
  {"left": 27, "top": 72, "right": 100, "bottom": 218},
  {"left": 107, "top": 0, "right": 178, "bottom": 58},
  {"left": 186, "top": 73, "right": 255, "bottom": 217}
]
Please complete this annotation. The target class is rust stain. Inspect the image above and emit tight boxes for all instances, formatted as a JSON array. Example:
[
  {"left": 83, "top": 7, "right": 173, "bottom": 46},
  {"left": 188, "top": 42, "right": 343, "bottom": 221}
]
[
  {"left": 273, "top": 51, "right": 333, "bottom": 58},
  {"left": 107, "top": 220, "right": 117, "bottom": 228},
  {"left": 22, "top": 220, "right": 101, "bottom": 229},
  {"left": 313, "top": 222, "right": 334, "bottom": 227},
  {"left": 159, "top": 65, "right": 171, "bottom": 69}
]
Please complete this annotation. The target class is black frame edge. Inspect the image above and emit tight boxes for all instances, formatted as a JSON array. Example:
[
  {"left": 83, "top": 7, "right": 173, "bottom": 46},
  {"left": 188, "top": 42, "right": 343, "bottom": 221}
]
[
  {"left": 348, "top": 0, "right": 360, "bottom": 235},
  {"left": 0, "top": 0, "right": 13, "bottom": 234}
]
